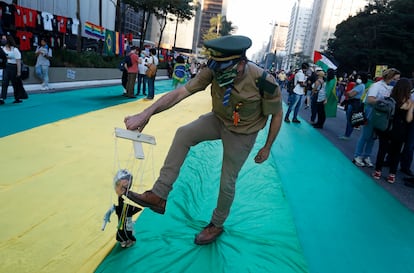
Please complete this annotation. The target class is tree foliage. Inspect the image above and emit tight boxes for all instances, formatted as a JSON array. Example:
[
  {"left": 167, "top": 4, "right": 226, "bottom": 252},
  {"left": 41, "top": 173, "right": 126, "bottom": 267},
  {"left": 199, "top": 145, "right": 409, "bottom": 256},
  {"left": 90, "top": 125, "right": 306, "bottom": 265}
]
[
  {"left": 328, "top": 0, "right": 414, "bottom": 76},
  {"left": 122, "top": 0, "right": 194, "bottom": 50},
  {"left": 199, "top": 15, "right": 236, "bottom": 56},
  {"left": 202, "top": 15, "right": 236, "bottom": 42}
]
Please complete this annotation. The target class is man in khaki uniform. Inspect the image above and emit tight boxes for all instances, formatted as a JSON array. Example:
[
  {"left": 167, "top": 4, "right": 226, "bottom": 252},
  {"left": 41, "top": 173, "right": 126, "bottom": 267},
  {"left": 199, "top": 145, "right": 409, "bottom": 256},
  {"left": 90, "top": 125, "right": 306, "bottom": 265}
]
[{"left": 124, "top": 35, "right": 283, "bottom": 245}]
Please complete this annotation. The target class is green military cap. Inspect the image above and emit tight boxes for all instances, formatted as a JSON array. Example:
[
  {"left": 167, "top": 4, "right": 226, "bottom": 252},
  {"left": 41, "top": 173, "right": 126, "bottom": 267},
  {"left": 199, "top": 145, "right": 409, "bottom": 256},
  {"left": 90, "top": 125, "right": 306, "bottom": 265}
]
[{"left": 204, "top": 35, "right": 252, "bottom": 61}]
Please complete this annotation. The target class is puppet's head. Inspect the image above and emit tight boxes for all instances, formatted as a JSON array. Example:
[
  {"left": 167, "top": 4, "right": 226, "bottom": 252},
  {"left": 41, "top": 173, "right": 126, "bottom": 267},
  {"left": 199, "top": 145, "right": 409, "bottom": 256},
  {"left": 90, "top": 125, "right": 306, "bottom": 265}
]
[{"left": 113, "top": 169, "right": 133, "bottom": 196}]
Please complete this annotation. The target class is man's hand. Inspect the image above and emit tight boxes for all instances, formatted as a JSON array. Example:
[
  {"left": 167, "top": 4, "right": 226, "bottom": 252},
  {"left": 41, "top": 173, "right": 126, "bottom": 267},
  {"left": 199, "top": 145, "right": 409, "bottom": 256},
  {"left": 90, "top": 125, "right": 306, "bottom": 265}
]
[
  {"left": 124, "top": 111, "right": 150, "bottom": 131},
  {"left": 254, "top": 147, "right": 270, "bottom": 163}
]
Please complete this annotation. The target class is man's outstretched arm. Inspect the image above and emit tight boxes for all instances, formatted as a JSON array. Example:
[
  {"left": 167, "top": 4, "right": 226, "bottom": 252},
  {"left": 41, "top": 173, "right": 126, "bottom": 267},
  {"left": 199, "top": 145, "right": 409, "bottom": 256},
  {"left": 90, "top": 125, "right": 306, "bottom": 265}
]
[{"left": 124, "top": 85, "right": 191, "bottom": 131}]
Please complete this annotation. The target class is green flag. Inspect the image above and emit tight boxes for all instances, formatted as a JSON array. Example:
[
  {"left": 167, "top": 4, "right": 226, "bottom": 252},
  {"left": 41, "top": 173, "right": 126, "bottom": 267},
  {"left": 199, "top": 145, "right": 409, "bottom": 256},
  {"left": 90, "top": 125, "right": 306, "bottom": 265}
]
[{"left": 104, "top": 29, "right": 115, "bottom": 56}]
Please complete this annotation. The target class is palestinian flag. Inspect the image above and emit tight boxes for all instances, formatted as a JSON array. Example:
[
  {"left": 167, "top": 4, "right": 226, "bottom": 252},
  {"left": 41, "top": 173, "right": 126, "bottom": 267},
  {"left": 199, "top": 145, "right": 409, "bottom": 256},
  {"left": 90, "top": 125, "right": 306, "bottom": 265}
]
[{"left": 313, "top": 51, "right": 337, "bottom": 72}]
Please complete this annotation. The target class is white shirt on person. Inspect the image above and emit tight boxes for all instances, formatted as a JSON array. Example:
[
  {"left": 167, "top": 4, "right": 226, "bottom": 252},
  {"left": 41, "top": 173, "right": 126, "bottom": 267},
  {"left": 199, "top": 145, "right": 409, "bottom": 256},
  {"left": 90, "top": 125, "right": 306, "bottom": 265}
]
[
  {"left": 367, "top": 80, "right": 392, "bottom": 100},
  {"left": 138, "top": 56, "right": 148, "bottom": 75},
  {"left": 148, "top": 55, "right": 159, "bottom": 66},
  {"left": 293, "top": 69, "right": 306, "bottom": 95},
  {"left": 2, "top": 46, "right": 21, "bottom": 64},
  {"left": 35, "top": 46, "right": 52, "bottom": 66}
]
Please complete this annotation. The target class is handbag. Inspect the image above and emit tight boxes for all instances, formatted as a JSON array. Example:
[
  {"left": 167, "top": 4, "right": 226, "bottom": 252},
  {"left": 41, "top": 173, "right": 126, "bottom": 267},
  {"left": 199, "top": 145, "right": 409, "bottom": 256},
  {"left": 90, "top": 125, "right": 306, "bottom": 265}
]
[
  {"left": 145, "top": 63, "right": 157, "bottom": 78},
  {"left": 21, "top": 62, "right": 29, "bottom": 80},
  {"left": 350, "top": 103, "right": 366, "bottom": 127}
]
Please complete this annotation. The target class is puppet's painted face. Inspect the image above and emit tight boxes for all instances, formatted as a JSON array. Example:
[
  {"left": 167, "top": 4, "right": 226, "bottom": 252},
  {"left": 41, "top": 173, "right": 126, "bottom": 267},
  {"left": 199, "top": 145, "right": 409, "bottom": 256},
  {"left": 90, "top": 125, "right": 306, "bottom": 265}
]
[{"left": 114, "top": 179, "right": 130, "bottom": 196}]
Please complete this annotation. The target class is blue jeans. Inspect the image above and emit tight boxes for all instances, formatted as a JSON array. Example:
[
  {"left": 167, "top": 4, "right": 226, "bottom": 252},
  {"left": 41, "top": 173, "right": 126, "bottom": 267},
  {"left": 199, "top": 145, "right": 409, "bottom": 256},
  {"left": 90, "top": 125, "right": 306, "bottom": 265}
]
[
  {"left": 137, "top": 73, "right": 147, "bottom": 95},
  {"left": 345, "top": 104, "right": 355, "bottom": 137},
  {"left": 147, "top": 76, "right": 155, "bottom": 99},
  {"left": 354, "top": 108, "right": 375, "bottom": 158},
  {"left": 285, "top": 93, "right": 302, "bottom": 120},
  {"left": 35, "top": 65, "right": 49, "bottom": 86}
]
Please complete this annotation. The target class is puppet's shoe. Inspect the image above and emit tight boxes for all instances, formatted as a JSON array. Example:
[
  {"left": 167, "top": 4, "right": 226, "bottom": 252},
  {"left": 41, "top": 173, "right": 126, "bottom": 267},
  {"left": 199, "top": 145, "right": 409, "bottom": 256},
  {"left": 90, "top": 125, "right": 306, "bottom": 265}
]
[
  {"left": 127, "top": 190, "right": 166, "bottom": 214},
  {"left": 194, "top": 223, "right": 224, "bottom": 245}
]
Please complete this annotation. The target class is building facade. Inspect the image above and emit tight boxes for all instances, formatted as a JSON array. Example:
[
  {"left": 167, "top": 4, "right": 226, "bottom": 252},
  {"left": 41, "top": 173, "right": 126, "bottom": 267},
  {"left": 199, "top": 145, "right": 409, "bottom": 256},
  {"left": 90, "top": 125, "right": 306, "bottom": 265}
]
[{"left": 283, "top": 0, "right": 367, "bottom": 70}]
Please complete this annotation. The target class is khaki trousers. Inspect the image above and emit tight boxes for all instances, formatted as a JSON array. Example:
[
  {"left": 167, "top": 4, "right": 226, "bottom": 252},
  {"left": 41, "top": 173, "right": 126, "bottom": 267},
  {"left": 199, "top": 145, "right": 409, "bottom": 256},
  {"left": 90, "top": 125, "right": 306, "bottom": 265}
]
[{"left": 152, "top": 112, "right": 258, "bottom": 226}]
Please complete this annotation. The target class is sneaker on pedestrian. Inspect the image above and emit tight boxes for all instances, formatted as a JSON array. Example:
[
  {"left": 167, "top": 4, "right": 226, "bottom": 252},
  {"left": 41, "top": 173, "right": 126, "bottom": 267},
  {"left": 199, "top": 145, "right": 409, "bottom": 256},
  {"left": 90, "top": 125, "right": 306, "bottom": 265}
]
[
  {"left": 386, "top": 174, "right": 396, "bottom": 184},
  {"left": 372, "top": 170, "right": 381, "bottom": 180},
  {"left": 363, "top": 157, "right": 374, "bottom": 168},
  {"left": 338, "top": 135, "right": 350, "bottom": 140},
  {"left": 353, "top": 156, "right": 365, "bottom": 167},
  {"left": 292, "top": 118, "right": 301, "bottom": 123},
  {"left": 284, "top": 117, "right": 290, "bottom": 123}
]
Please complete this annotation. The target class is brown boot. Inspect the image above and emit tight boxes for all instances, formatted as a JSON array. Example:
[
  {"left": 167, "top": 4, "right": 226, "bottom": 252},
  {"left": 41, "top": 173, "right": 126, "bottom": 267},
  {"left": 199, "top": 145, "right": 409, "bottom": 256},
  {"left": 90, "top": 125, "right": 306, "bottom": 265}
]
[
  {"left": 126, "top": 190, "right": 166, "bottom": 214},
  {"left": 194, "top": 223, "right": 224, "bottom": 245}
]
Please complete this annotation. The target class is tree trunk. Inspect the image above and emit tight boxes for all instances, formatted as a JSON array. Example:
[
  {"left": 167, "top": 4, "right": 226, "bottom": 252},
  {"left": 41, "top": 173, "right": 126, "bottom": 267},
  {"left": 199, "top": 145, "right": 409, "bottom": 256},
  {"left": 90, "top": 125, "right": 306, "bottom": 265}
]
[{"left": 76, "top": 0, "right": 82, "bottom": 53}]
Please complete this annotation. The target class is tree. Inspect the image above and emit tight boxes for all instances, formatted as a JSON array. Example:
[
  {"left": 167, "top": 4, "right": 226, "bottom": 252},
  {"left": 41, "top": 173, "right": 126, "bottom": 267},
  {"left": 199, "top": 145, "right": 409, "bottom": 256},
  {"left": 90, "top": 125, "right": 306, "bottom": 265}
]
[
  {"left": 124, "top": 0, "right": 159, "bottom": 49},
  {"left": 202, "top": 15, "right": 236, "bottom": 42},
  {"left": 328, "top": 0, "right": 414, "bottom": 76}
]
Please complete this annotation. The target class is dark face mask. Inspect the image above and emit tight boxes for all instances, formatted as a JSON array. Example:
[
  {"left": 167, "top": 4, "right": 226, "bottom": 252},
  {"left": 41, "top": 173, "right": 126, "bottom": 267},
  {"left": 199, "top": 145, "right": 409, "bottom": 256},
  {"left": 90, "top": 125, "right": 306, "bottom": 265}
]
[
  {"left": 1, "top": 39, "right": 7, "bottom": 46},
  {"left": 207, "top": 59, "right": 240, "bottom": 87}
]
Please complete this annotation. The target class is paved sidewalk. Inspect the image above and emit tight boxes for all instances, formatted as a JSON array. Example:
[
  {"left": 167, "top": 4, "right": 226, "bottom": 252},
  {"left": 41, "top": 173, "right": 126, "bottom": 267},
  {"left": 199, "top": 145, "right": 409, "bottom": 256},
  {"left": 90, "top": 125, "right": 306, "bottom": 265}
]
[{"left": 6, "top": 76, "right": 170, "bottom": 95}]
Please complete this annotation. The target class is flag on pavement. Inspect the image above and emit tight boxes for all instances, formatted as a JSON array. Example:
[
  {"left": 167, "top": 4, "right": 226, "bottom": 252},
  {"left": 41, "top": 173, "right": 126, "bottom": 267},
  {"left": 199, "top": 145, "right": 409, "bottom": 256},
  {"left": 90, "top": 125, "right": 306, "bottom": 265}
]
[{"left": 313, "top": 51, "right": 337, "bottom": 72}]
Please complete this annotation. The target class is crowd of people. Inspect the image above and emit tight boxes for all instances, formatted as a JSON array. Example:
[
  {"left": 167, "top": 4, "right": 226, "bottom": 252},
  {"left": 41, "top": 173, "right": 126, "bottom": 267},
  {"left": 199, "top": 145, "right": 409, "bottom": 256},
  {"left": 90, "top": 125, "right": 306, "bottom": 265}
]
[
  {"left": 272, "top": 65, "right": 414, "bottom": 187},
  {"left": 120, "top": 46, "right": 159, "bottom": 100}
]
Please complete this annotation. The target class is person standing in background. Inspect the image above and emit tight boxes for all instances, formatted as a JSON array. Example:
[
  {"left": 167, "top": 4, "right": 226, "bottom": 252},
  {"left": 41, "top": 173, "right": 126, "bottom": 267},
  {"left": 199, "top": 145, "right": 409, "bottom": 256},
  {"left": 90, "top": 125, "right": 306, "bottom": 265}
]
[
  {"left": 125, "top": 46, "right": 139, "bottom": 98},
  {"left": 284, "top": 62, "right": 309, "bottom": 123},
  {"left": 145, "top": 48, "right": 158, "bottom": 100},
  {"left": 353, "top": 68, "right": 401, "bottom": 167},
  {"left": 136, "top": 49, "right": 147, "bottom": 96},
  {"left": 0, "top": 35, "right": 23, "bottom": 104},
  {"left": 35, "top": 38, "right": 52, "bottom": 90}
]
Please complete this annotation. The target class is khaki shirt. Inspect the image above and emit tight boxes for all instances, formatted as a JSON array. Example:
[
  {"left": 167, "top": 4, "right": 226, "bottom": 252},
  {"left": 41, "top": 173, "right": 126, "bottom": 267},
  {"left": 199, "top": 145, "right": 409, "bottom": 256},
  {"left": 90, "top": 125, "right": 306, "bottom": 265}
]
[{"left": 184, "top": 62, "right": 282, "bottom": 134}]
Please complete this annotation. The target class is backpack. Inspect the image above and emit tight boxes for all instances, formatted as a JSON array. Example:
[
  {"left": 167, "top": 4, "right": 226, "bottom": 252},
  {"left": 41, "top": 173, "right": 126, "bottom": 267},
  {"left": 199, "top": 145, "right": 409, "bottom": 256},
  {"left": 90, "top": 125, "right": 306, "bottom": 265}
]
[
  {"left": 124, "top": 55, "right": 132, "bottom": 67},
  {"left": 371, "top": 97, "right": 396, "bottom": 132}
]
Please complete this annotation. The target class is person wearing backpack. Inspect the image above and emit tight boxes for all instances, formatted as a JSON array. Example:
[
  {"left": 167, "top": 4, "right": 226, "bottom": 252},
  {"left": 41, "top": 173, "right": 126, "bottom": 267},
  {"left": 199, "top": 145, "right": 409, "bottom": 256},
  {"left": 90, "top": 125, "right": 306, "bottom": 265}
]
[
  {"left": 144, "top": 48, "right": 158, "bottom": 100},
  {"left": 125, "top": 46, "right": 139, "bottom": 98},
  {"left": 372, "top": 78, "right": 414, "bottom": 183},
  {"left": 353, "top": 68, "right": 401, "bottom": 168}
]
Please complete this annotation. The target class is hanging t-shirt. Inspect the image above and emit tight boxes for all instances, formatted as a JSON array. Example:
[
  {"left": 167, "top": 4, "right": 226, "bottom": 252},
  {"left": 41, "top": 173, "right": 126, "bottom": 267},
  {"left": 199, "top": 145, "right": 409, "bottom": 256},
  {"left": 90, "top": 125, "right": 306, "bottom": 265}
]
[
  {"left": 24, "top": 7, "right": 37, "bottom": 28},
  {"left": 66, "top": 18, "right": 73, "bottom": 34},
  {"left": 41, "top": 11, "right": 53, "bottom": 31},
  {"left": 57, "top": 16, "right": 67, "bottom": 33},
  {"left": 35, "top": 10, "right": 44, "bottom": 31},
  {"left": 16, "top": 31, "right": 32, "bottom": 51},
  {"left": 1, "top": 2, "right": 15, "bottom": 29},
  {"left": 71, "top": 18, "right": 79, "bottom": 35},
  {"left": 32, "top": 34, "right": 39, "bottom": 47},
  {"left": 14, "top": 5, "right": 25, "bottom": 28},
  {"left": 51, "top": 14, "right": 58, "bottom": 32}
]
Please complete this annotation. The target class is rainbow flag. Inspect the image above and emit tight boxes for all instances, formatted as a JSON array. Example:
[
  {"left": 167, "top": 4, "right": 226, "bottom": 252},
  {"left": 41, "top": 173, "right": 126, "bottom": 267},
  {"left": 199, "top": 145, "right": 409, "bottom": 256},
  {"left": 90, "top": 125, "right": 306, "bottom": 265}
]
[{"left": 85, "top": 21, "right": 105, "bottom": 40}]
